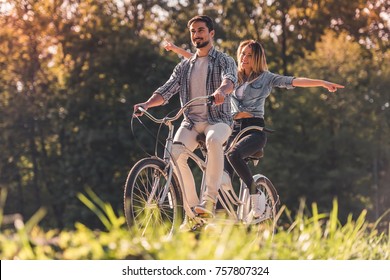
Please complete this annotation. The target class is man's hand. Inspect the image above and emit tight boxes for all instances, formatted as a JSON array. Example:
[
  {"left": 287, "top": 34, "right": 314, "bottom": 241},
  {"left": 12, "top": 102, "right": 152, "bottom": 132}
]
[
  {"left": 133, "top": 93, "right": 164, "bottom": 117},
  {"left": 212, "top": 89, "right": 226, "bottom": 105},
  {"left": 133, "top": 102, "right": 149, "bottom": 117}
]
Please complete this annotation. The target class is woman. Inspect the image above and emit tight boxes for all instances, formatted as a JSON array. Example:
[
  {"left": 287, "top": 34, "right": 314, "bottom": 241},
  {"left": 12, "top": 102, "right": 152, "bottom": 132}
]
[{"left": 164, "top": 39, "right": 344, "bottom": 219}]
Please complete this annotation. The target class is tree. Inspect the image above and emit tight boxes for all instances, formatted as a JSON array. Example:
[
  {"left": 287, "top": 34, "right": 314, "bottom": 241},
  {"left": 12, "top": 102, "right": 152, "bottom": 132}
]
[
  {"left": 263, "top": 30, "right": 389, "bottom": 222},
  {"left": 0, "top": 0, "right": 66, "bottom": 223},
  {"left": 0, "top": 0, "right": 178, "bottom": 228}
]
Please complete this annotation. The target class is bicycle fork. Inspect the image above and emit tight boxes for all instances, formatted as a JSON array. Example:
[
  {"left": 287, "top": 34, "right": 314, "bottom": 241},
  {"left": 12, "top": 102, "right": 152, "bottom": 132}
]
[{"left": 147, "top": 122, "right": 175, "bottom": 207}]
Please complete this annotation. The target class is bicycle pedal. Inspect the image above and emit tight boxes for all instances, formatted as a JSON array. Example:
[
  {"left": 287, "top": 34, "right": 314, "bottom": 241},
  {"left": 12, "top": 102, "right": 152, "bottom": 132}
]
[
  {"left": 245, "top": 214, "right": 272, "bottom": 225},
  {"left": 190, "top": 223, "right": 204, "bottom": 231},
  {"left": 204, "top": 223, "right": 217, "bottom": 232}
]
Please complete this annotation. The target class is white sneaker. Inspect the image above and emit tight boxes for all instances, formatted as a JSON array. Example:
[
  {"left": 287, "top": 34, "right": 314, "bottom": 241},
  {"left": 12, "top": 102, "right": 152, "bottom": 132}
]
[
  {"left": 179, "top": 216, "right": 192, "bottom": 232},
  {"left": 250, "top": 192, "right": 266, "bottom": 218}
]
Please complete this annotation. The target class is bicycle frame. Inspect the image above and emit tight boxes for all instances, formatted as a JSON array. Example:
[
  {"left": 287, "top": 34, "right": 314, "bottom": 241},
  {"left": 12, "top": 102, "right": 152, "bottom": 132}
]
[
  {"left": 136, "top": 97, "right": 210, "bottom": 220},
  {"left": 134, "top": 96, "right": 276, "bottom": 225}
]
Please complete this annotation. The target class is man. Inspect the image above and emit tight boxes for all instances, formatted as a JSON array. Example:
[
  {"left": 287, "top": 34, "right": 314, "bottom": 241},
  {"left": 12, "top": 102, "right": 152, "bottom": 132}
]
[{"left": 133, "top": 15, "right": 237, "bottom": 228}]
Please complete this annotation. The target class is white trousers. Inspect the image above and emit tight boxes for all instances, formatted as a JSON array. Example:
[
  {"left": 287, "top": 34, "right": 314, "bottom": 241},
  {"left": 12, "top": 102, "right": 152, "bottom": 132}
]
[{"left": 171, "top": 122, "right": 231, "bottom": 207}]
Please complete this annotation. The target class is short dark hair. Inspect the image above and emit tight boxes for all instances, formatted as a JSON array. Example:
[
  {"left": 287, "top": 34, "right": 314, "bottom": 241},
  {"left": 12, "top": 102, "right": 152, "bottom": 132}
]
[{"left": 187, "top": 15, "right": 214, "bottom": 32}]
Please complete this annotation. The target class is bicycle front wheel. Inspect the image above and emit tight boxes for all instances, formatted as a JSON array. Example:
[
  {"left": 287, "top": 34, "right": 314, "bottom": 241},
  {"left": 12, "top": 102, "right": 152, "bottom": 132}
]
[{"left": 124, "top": 158, "right": 183, "bottom": 236}]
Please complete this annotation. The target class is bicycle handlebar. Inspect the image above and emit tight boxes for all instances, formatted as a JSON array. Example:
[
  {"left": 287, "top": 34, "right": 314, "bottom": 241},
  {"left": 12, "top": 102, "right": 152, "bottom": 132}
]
[{"left": 135, "top": 96, "right": 215, "bottom": 124}]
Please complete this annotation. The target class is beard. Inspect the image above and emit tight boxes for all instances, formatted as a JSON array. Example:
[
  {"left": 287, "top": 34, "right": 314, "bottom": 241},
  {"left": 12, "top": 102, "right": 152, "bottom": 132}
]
[{"left": 194, "top": 40, "right": 210, "bottom": 49}]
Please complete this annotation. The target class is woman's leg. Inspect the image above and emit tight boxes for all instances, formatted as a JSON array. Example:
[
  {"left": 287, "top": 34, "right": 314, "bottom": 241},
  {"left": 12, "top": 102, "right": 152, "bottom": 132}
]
[
  {"left": 226, "top": 131, "right": 267, "bottom": 194},
  {"left": 224, "top": 134, "right": 236, "bottom": 178}
]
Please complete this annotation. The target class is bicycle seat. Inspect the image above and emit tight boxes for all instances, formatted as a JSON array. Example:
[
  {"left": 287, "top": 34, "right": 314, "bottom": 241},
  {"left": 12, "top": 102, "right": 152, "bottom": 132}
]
[{"left": 196, "top": 133, "right": 206, "bottom": 148}]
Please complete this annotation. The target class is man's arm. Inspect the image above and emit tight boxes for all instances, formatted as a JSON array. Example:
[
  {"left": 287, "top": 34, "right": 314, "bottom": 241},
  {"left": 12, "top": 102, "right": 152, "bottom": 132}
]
[
  {"left": 213, "top": 79, "right": 235, "bottom": 105},
  {"left": 212, "top": 54, "right": 237, "bottom": 105},
  {"left": 133, "top": 93, "right": 164, "bottom": 116}
]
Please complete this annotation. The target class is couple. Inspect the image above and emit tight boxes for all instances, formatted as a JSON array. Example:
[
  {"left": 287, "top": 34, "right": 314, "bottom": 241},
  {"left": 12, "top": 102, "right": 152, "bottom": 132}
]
[{"left": 133, "top": 15, "right": 344, "bottom": 230}]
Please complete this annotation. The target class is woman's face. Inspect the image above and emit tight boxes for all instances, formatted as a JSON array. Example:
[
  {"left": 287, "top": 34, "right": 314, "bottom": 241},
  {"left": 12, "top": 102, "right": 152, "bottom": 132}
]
[{"left": 239, "top": 45, "right": 253, "bottom": 73}]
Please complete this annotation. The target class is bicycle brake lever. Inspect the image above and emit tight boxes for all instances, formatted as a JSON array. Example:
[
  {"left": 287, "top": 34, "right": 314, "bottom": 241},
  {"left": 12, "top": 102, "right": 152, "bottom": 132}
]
[{"left": 206, "top": 96, "right": 215, "bottom": 106}]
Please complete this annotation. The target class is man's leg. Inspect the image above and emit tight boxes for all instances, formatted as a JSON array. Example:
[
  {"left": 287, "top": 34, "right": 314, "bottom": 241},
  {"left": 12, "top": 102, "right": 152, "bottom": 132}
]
[
  {"left": 195, "top": 122, "right": 231, "bottom": 215},
  {"left": 171, "top": 125, "right": 200, "bottom": 208}
]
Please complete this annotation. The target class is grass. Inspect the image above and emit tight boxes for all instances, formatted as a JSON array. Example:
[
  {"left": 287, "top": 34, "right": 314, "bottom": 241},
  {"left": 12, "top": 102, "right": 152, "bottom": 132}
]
[{"left": 0, "top": 188, "right": 388, "bottom": 260}]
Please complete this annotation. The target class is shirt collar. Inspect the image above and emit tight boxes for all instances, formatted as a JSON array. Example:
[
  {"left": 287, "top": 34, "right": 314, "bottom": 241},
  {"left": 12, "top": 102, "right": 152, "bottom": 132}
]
[{"left": 190, "top": 46, "right": 216, "bottom": 63}]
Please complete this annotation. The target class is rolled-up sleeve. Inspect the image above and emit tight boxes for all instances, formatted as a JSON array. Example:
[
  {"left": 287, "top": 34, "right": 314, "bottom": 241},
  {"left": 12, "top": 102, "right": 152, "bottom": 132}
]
[
  {"left": 221, "top": 56, "right": 238, "bottom": 87},
  {"left": 269, "top": 73, "right": 295, "bottom": 89},
  {"left": 155, "top": 63, "right": 182, "bottom": 104}
]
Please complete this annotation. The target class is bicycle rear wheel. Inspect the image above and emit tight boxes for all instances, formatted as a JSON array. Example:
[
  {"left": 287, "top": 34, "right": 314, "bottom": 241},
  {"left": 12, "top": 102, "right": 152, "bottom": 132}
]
[
  {"left": 124, "top": 157, "right": 183, "bottom": 236},
  {"left": 250, "top": 175, "right": 280, "bottom": 235}
]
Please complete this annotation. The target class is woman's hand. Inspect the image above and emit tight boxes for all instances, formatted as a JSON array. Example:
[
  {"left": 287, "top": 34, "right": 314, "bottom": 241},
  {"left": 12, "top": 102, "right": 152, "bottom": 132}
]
[
  {"left": 323, "top": 81, "right": 345, "bottom": 92},
  {"left": 163, "top": 39, "right": 177, "bottom": 52}
]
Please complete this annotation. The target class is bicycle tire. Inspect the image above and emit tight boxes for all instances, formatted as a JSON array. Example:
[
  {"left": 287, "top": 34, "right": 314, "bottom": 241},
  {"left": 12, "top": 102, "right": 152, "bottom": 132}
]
[
  {"left": 124, "top": 157, "right": 183, "bottom": 236},
  {"left": 251, "top": 175, "right": 280, "bottom": 234}
]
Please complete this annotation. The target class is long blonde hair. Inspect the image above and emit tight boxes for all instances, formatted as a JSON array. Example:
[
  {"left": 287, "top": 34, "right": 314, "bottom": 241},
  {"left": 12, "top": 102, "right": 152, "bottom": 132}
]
[{"left": 237, "top": 40, "right": 268, "bottom": 85}]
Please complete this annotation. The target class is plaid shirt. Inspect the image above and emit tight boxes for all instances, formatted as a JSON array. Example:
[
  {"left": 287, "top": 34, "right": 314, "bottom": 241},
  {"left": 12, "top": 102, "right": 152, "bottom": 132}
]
[{"left": 155, "top": 47, "right": 237, "bottom": 129}]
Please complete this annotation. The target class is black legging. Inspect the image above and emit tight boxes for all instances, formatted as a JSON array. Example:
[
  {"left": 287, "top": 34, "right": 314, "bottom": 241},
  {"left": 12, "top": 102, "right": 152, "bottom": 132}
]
[{"left": 224, "top": 118, "right": 267, "bottom": 194}]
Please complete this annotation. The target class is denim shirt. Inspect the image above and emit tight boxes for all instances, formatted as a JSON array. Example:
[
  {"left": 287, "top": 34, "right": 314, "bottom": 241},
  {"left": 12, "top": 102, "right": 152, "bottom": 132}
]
[
  {"left": 155, "top": 47, "right": 237, "bottom": 129},
  {"left": 231, "top": 71, "right": 295, "bottom": 119}
]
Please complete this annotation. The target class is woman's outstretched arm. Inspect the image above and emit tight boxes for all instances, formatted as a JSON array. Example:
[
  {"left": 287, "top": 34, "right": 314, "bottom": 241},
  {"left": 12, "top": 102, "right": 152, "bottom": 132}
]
[
  {"left": 163, "top": 39, "right": 193, "bottom": 59},
  {"left": 292, "top": 78, "right": 344, "bottom": 92}
]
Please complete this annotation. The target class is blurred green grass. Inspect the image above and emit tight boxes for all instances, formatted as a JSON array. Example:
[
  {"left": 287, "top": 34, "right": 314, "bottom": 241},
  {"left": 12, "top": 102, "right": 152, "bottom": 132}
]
[{"left": 0, "top": 188, "right": 388, "bottom": 260}]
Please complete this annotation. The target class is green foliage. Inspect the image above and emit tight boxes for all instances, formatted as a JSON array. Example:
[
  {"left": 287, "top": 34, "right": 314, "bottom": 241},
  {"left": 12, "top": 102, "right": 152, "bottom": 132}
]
[
  {"left": 263, "top": 30, "right": 390, "bottom": 222},
  {"left": 0, "top": 196, "right": 388, "bottom": 260},
  {"left": 77, "top": 187, "right": 125, "bottom": 231},
  {"left": 0, "top": 0, "right": 389, "bottom": 231}
]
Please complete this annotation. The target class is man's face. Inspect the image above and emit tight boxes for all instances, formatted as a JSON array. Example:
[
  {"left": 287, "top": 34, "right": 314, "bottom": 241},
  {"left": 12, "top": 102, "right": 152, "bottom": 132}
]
[{"left": 189, "top": 21, "right": 214, "bottom": 49}]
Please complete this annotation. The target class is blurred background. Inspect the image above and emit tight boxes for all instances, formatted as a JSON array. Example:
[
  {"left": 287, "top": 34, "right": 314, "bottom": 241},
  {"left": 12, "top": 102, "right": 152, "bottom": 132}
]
[{"left": 0, "top": 0, "right": 389, "bottom": 230}]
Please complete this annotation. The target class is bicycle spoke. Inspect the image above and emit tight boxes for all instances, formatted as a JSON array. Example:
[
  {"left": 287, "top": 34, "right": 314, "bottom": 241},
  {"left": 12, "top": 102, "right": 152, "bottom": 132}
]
[{"left": 124, "top": 159, "right": 183, "bottom": 236}]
